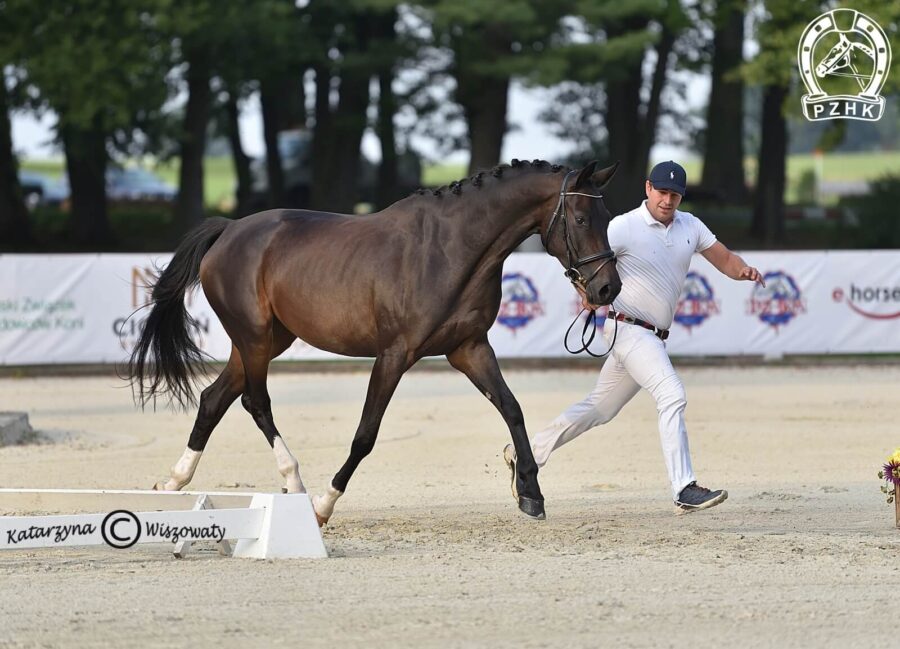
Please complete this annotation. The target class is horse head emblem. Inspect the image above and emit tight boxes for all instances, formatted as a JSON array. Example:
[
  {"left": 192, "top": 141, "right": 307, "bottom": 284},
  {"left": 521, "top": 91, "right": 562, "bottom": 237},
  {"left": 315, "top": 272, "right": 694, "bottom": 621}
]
[
  {"left": 798, "top": 9, "right": 891, "bottom": 121},
  {"left": 815, "top": 33, "right": 875, "bottom": 90}
]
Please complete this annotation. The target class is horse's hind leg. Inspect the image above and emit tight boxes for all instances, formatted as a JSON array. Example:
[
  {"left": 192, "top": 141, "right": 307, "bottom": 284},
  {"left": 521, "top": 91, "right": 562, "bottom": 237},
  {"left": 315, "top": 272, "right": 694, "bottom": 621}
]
[
  {"left": 154, "top": 346, "right": 245, "bottom": 491},
  {"left": 313, "top": 347, "right": 410, "bottom": 525},
  {"left": 237, "top": 322, "right": 305, "bottom": 493},
  {"left": 447, "top": 336, "right": 545, "bottom": 519}
]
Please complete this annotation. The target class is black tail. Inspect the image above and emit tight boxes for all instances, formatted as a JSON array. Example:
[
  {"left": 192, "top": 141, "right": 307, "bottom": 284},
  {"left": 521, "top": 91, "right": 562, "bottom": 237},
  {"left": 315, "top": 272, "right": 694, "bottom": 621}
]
[{"left": 128, "top": 217, "right": 231, "bottom": 409}]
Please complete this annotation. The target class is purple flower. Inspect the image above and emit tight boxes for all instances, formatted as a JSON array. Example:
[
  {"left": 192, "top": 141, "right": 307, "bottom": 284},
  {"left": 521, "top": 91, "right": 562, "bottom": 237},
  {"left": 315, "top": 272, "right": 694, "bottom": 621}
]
[{"left": 883, "top": 461, "right": 900, "bottom": 487}]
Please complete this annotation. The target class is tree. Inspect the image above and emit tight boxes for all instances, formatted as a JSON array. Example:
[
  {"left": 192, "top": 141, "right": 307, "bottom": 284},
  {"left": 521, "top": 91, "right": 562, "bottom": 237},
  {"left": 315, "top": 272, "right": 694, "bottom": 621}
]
[
  {"left": 157, "top": 0, "right": 244, "bottom": 231},
  {"left": 0, "top": 2, "right": 31, "bottom": 246},
  {"left": 306, "top": 0, "right": 405, "bottom": 212},
  {"left": 534, "top": 0, "right": 688, "bottom": 214},
  {"left": 701, "top": 0, "right": 749, "bottom": 203},
  {"left": 743, "top": 0, "right": 820, "bottom": 244},
  {"left": 8, "top": 0, "right": 169, "bottom": 246},
  {"left": 0, "top": 73, "right": 31, "bottom": 246},
  {"left": 371, "top": 5, "right": 405, "bottom": 209},
  {"left": 601, "top": 1, "right": 682, "bottom": 213},
  {"left": 414, "top": 1, "right": 569, "bottom": 175},
  {"left": 253, "top": 1, "right": 310, "bottom": 209}
]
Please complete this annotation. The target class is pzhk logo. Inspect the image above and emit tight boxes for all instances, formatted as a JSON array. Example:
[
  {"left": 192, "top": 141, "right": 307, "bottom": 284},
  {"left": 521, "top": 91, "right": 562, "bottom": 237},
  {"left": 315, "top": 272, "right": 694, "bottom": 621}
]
[
  {"left": 798, "top": 9, "right": 891, "bottom": 121},
  {"left": 833, "top": 283, "right": 900, "bottom": 319},
  {"left": 497, "top": 273, "right": 544, "bottom": 332},
  {"left": 747, "top": 271, "right": 806, "bottom": 330},
  {"left": 674, "top": 272, "right": 720, "bottom": 331}
]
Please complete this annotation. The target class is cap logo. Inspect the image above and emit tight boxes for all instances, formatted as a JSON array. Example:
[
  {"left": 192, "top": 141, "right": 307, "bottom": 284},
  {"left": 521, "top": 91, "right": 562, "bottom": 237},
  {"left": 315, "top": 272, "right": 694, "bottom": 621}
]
[{"left": 670, "top": 171, "right": 675, "bottom": 180}]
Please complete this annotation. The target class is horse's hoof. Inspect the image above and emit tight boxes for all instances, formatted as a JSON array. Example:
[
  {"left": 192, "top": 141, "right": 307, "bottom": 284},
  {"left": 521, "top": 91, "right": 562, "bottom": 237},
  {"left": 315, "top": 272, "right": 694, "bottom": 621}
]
[
  {"left": 517, "top": 496, "right": 545, "bottom": 520},
  {"left": 281, "top": 487, "right": 288, "bottom": 494},
  {"left": 314, "top": 511, "right": 329, "bottom": 528}
]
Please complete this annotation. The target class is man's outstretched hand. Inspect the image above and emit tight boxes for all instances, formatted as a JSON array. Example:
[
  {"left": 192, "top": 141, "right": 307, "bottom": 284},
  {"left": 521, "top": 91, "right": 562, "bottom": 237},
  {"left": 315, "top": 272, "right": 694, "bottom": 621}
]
[{"left": 740, "top": 266, "right": 766, "bottom": 287}]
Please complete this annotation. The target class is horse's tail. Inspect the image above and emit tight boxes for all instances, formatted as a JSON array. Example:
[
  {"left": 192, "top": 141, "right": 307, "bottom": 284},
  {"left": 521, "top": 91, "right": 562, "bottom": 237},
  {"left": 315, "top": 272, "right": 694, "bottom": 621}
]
[{"left": 128, "top": 217, "right": 231, "bottom": 409}]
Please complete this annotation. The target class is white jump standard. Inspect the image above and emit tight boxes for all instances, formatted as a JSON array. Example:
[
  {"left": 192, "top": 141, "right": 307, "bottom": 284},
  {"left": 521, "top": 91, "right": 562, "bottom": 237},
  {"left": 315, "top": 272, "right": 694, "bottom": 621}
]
[{"left": 0, "top": 488, "right": 327, "bottom": 559}]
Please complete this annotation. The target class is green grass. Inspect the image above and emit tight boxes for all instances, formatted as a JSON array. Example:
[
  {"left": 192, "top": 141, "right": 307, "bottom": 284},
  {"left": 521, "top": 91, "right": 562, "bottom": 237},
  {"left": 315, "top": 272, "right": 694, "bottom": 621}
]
[
  {"left": 20, "top": 159, "right": 67, "bottom": 179},
  {"left": 423, "top": 163, "right": 467, "bottom": 187},
  {"left": 20, "top": 157, "right": 237, "bottom": 209},
  {"left": 20, "top": 151, "right": 900, "bottom": 210},
  {"left": 154, "top": 157, "right": 237, "bottom": 210},
  {"left": 680, "top": 151, "right": 900, "bottom": 185}
]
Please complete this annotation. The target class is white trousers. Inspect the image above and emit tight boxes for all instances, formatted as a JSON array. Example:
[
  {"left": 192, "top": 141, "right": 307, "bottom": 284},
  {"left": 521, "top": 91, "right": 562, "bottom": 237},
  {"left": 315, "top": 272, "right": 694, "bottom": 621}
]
[{"left": 531, "top": 321, "right": 695, "bottom": 499}]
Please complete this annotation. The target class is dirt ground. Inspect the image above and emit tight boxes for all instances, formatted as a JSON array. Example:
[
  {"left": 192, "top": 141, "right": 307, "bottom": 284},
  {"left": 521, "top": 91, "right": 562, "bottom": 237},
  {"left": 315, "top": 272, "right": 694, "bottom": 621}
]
[{"left": 0, "top": 364, "right": 897, "bottom": 648}]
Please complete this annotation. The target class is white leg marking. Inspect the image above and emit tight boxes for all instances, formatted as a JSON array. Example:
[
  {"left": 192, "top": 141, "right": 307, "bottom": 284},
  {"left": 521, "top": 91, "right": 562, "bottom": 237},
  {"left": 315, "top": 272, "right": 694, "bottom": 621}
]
[
  {"left": 156, "top": 448, "right": 202, "bottom": 491},
  {"left": 273, "top": 436, "right": 305, "bottom": 493},
  {"left": 312, "top": 485, "right": 343, "bottom": 522}
]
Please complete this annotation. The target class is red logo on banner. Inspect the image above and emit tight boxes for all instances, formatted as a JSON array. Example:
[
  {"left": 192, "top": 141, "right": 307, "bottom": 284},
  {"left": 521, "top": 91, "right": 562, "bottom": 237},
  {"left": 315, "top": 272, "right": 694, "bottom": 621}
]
[
  {"left": 497, "top": 273, "right": 544, "bottom": 332},
  {"left": 747, "top": 271, "right": 806, "bottom": 330},
  {"left": 832, "top": 284, "right": 900, "bottom": 319}
]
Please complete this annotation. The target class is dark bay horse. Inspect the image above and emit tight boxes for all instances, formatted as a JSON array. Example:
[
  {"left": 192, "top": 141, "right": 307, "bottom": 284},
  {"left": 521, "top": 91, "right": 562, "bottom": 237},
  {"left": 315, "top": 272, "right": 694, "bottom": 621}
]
[{"left": 128, "top": 159, "right": 622, "bottom": 522}]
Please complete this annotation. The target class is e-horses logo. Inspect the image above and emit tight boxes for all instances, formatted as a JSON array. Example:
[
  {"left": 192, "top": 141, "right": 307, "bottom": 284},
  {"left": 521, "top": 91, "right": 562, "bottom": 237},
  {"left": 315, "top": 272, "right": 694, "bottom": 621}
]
[{"left": 798, "top": 9, "right": 891, "bottom": 121}]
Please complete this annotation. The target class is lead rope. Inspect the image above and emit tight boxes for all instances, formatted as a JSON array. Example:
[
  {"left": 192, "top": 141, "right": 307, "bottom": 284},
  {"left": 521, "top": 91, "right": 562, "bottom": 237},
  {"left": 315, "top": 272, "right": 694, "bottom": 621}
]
[{"left": 564, "top": 308, "right": 618, "bottom": 358}]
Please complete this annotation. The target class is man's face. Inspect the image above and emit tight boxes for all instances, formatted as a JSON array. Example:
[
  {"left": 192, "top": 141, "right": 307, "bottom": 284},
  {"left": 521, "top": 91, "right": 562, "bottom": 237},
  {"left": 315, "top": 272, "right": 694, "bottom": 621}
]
[{"left": 645, "top": 181, "right": 682, "bottom": 223}]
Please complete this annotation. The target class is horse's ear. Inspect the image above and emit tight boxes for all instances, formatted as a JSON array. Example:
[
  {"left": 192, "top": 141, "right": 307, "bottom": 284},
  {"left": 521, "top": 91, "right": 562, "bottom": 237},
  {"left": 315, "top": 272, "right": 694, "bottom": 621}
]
[
  {"left": 590, "top": 161, "right": 619, "bottom": 190},
  {"left": 574, "top": 160, "right": 599, "bottom": 189}
]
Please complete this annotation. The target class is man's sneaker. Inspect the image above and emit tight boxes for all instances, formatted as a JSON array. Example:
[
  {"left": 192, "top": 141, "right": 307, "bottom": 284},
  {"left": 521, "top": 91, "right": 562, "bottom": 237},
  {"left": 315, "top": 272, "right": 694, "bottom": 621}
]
[
  {"left": 674, "top": 481, "right": 728, "bottom": 515},
  {"left": 502, "top": 444, "right": 518, "bottom": 500}
]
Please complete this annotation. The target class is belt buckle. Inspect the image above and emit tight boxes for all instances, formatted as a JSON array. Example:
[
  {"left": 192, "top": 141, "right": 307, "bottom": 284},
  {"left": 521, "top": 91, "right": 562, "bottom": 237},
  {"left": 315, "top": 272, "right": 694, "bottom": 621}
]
[{"left": 624, "top": 316, "right": 635, "bottom": 324}]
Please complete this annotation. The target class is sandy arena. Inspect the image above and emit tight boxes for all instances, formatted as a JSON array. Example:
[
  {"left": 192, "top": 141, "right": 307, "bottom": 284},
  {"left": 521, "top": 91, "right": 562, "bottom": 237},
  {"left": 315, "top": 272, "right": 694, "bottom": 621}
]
[{"left": 0, "top": 364, "right": 897, "bottom": 648}]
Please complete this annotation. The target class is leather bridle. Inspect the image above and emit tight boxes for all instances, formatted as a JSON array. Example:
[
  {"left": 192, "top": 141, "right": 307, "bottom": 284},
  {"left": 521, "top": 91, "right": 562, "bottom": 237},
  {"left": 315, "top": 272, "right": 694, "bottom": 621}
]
[
  {"left": 541, "top": 168, "right": 619, "bottom": 358},
  {"left": 542, "top": 169, "right": 616, "bottom": 293}
]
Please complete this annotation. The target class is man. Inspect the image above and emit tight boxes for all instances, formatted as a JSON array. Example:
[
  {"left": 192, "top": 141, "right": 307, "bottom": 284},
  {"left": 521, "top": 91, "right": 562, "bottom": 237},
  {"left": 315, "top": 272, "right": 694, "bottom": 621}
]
[{"left": 505, "top": 160, "right": 765, "bottom": 515}]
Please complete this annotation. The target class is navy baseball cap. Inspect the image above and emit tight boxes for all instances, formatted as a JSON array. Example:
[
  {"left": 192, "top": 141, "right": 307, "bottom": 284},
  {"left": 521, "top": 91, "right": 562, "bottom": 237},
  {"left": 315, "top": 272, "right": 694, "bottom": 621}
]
[{"left": 648, "top": 160, "right": 687, "bottom": 195}]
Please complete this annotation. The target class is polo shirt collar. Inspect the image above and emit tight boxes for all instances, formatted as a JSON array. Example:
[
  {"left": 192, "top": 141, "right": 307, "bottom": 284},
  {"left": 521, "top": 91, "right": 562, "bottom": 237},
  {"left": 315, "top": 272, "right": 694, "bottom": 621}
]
[{"left": 640, "top": 200, "right": 679, "bottom": 227}]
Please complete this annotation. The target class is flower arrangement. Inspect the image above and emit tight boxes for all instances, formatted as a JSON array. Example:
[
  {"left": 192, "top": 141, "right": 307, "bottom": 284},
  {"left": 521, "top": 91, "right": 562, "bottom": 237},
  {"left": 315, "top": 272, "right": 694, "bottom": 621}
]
[{"left": 878, "top": 447, "right": 900, "bottom": 503}]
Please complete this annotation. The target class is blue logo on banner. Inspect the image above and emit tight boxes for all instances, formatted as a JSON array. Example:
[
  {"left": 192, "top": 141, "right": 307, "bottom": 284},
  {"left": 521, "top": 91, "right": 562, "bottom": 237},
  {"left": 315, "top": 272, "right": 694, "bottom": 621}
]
[
  {"left": 747, "top": 271, "right": 806, "bottom": 329},
  {"left": 497, "top": 273, "right": 544, "bottom": 331},
  {"left": 675, "top": 272, "right": 720, "bottom": 330}
]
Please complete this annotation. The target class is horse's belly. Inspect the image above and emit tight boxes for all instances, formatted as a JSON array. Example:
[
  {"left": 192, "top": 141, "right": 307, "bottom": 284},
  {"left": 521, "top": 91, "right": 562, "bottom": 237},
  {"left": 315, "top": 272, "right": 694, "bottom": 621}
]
[{"left": 276, "top": 305, "right": 379, "bottom": 358}]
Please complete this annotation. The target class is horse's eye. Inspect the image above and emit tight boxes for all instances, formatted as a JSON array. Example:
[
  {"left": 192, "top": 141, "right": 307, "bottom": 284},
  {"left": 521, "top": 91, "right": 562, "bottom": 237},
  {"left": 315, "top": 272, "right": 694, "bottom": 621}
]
[{"left": 575, "top": 216, "right": 586, "bottom": 225}]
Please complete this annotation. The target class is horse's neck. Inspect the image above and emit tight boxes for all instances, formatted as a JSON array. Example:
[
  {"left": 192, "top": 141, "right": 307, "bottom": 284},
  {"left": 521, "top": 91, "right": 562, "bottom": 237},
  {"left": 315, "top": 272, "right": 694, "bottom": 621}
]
[{"left": 444, "top": 180, "right": 549, "bottom": 270}]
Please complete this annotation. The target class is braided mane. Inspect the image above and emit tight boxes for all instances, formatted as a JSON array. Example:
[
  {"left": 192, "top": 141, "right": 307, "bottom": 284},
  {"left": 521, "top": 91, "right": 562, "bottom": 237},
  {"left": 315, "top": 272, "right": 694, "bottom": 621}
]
[{"left": 414, "top": 158, "right": 565, "bottom": 198}]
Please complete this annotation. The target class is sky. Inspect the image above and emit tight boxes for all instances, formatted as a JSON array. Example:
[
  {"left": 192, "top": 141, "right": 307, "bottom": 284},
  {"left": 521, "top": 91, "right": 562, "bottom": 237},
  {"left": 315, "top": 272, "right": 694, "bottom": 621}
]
[{"left": 10, "top": 81, "right": 694, "bottom": 168}]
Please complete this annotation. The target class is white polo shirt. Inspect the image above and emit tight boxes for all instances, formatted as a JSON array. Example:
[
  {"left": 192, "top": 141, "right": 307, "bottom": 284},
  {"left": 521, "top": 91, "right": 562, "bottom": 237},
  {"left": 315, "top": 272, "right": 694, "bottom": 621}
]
[{"left": 606, "top": 201, "right": 717, "bottom": 330}]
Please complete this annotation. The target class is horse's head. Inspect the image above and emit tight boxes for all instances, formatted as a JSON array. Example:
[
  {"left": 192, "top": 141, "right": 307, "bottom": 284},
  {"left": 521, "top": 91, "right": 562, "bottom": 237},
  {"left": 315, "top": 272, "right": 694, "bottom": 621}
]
[
  {"left": 816, "top": 34, "right": 852, "bottom": 78},
  {"left": 541, "top": 161, "right": 622, "bottom": 307}
]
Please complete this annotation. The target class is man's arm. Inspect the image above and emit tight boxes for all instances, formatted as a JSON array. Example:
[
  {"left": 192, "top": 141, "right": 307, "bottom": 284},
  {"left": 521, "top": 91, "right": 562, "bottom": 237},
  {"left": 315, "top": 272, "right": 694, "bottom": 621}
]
[{"left": 700, "top": 241, "right": 766, "bottom": 286}]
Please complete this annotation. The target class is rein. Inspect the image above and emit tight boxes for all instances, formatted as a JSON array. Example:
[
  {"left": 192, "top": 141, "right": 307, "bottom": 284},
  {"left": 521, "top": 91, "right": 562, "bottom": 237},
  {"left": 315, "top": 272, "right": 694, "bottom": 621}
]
[
  {"left": 564, "top": 308, "right": 618, "bottom": 358},
  {"left": 543, "top": 168, "right": 618, "bottom": 358}
]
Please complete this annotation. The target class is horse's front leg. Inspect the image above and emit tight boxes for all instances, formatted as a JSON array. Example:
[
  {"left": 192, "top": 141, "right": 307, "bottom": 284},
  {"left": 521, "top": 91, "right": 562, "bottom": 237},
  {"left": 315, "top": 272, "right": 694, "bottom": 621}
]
[
  {"left": 447, "top": 336, "right": 545, "bottom": 519},
  {"left": 313, "top": 346, "right": 410, "bottom": 526}
]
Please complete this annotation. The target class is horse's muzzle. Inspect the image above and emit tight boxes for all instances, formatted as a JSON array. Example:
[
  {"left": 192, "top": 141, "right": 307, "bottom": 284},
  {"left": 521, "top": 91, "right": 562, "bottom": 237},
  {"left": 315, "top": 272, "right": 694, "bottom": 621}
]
[{"left": 589, "top": 278, "right": 622, "bottom": 307}]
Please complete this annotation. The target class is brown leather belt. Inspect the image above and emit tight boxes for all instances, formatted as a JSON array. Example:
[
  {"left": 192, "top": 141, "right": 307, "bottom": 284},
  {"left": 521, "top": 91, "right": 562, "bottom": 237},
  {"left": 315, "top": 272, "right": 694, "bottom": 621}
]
[{"left": 607, "top": 309, "right": 669, "bottom": 341}]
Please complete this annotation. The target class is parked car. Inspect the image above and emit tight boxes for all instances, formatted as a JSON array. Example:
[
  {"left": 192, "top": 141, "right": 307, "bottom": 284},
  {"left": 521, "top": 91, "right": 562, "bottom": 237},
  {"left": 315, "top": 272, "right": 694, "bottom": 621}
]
[
  {"left": 18, "top": 171, "right": 70, "bottom": 211},
  {"left": 106, "top": 168, "right": 176, "bottom": 203}
]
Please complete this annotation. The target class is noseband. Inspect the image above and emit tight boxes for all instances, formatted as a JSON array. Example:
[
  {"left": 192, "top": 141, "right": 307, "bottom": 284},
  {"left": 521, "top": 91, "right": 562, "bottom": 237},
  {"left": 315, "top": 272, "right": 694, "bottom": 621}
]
[
  {"left": 542, "top": 169, "right": 616, "bottom": 292},
  {"left": 542, "top": 169, "right": 618, "bottom": 358}
]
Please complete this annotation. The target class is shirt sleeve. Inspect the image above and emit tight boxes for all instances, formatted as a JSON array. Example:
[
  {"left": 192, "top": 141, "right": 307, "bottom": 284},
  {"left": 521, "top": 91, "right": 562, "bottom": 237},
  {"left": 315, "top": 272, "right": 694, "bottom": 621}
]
[
  {"left": 606, "top": 214, "right": 629, "bottom": 255},
  {"left": 693, "top": 215, "right": 717, "bottom": 252}
]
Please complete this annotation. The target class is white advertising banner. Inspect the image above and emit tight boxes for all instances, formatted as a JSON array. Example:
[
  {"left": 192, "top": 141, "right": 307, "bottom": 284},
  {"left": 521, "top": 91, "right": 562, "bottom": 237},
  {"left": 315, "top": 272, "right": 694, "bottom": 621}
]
[{"left": 1, "top": 251, "right": 899, "bottom": 365}]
